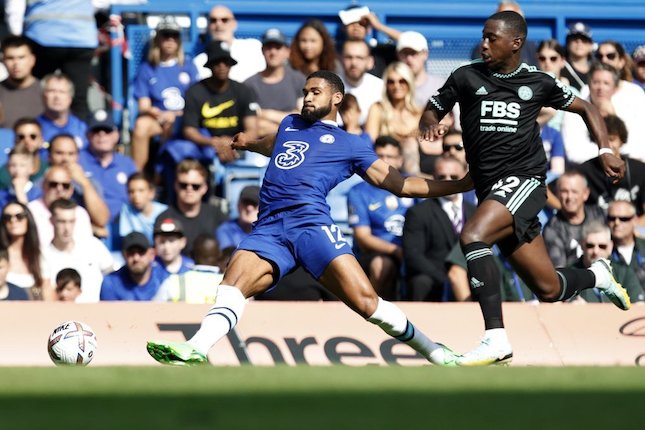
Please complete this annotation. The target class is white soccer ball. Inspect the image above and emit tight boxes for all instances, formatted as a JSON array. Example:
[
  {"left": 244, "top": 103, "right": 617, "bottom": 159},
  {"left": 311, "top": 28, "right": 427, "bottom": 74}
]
[{"left": 47, "top": 321, "right": 98, "bottom": 366}]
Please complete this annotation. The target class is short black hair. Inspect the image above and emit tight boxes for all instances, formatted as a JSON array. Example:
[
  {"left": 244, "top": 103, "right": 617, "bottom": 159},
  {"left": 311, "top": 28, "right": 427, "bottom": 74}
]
[
  {"left": 55, "top": 268, "right": 82, "bottom": 291},
  {"left": 50, "top": 198, "right": 77, "bottom": 215},
  {"left": 604, "top": 115, "right": 628, "bottom": 144},
  {"left": 488, "top": 10, "right": 527, "bottom": 41},
  {"left": 307, "top": 70, "right": 345, "bottom": 95},
  {"left": 374, "top": 135, "right": 401, "bottom": 152},
  {"left": 1, "top": 35, "right": 33, "bottom": 53}
]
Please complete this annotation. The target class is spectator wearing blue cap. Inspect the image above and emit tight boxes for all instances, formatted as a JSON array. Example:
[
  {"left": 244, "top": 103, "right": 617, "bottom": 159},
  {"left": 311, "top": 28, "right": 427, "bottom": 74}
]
[
  {"left": 78, "top": 109, "right": 137, "bottom": 222},
  {"left": 244, "top": 28, "right": 306, "bottom": 138}
]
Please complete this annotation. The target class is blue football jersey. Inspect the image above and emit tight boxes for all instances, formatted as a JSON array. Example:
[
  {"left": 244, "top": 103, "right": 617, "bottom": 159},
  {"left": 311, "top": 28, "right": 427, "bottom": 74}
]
[{"left": 259, "top": 114, "right": 378, "bottom": 219}]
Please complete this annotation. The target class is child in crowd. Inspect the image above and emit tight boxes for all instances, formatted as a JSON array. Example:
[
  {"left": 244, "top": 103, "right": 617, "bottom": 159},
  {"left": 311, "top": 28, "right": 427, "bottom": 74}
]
[
  {"left": 0, "top": 248, "right": 29, "bottom": 301},
  {"left": 339, "top": 93, "right": 371, "bottom": 144},
  {"left": 117, "top": 172, "right": 168, "bottom": 243},
  {"left": 0, "top": 145, "right": 42, "bottom": 207},
  {"left": 55, "top": 268, "right": 82, "bottom": 302}
]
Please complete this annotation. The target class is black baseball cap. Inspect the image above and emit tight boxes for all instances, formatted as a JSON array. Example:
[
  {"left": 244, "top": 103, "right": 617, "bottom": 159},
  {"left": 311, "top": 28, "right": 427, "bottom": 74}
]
[
  {"left": 122, "top": 232, "right": 151, "bottom": 251},
  {"left": 205, "top": 40, "right": 237, "bottom": 67},
  {"left": 153, "top": 217, "right": 185, "bottom": 236}
]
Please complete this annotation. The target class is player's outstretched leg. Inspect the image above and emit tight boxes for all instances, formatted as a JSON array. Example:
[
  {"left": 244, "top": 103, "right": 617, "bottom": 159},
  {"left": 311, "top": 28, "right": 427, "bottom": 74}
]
[
  {"left": 147, "top": 285, "right": 246, "bottom": 366},
  {"left": 367, "top": 297, "right": 461, "bottom": 366},
  {"left": 589, "top": 258, "right": 631, "bottom": 310}
]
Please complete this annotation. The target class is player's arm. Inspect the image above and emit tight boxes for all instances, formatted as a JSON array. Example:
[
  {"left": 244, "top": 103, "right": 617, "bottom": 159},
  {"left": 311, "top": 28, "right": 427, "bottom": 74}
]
[
  {"left": 418, "top": 106, "right": 450, "bottom": 141},
  {"left": 564, "top": 97, "right": 624, "bottom": 181},
  {"left": 364, "top": 158, "right": 474, "bottom": 198},
  {"left": 231, "top": 132, "right": 276, "bottom": 157}
]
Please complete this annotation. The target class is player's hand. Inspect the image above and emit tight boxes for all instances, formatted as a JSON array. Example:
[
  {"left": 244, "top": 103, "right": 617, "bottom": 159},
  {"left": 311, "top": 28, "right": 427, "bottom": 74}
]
[
  {"left": 213, "top": 136, "right": 239, "bottom": 163},
  {"left": 599, "top": 152, "right": 625, "bottom": 183},
  {"left": 418, "top": 123, "right": 449, "bottom": 142},
  {"left": 231, "top": 132, "right": 248, "bottom": 151}
]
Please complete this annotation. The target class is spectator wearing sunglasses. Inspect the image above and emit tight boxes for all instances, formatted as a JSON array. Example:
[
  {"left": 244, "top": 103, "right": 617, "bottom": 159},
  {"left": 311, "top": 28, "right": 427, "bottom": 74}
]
[
  {"left": 571, "top": 221, "right": 643, "bottom": 304},
  {"left": 78, "top": 110, "right": 137, "bottom": 223},
  {"left": 193, "top": 5, "right": 264, "bottom": 83},
  {"left": 27, "top": 165, "right": 93, "bottom": 248},
  {"left": 632, "top": 45, "right": 645, "bottom": 91},
  {"left": 578, "top": 115, "right": 645, "bottom": 222},
  {"left": 0, "top": 118, "right": 48, "bottom": 189},
  {"left": 0, "top": 202, "right": 52, "bottom": 300},
  {"left": 155, "top": 159, "right": 227, "bottom": 257},
  {"left": 607, "top": 200, "right": 645, "bottom": 294}
]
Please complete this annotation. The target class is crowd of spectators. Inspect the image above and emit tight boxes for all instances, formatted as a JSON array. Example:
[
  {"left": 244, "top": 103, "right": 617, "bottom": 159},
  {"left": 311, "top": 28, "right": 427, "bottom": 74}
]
[{"left": 0, "top": 1, "right": 642, "bottom": 306}]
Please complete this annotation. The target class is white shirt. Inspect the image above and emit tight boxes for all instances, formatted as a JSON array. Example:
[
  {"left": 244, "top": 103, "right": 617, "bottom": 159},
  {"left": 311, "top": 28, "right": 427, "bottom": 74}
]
[
  {"left": 44, "top": 238, "right": 114, "bottom": 303},
  {"left": 439, "top": 195, "right": 463, "bottom": 232},
  {"left": 342, "top": 72, "right": 384, "bottom": 125},
  {"left": 564, "top": 81, "right": 645, "bottom": 163},
  {"left": 28, "top": 198, "right": 94, "bottom": 248},
  {"left": 194, "top": 38, "right": 266, "bottom": 83}
]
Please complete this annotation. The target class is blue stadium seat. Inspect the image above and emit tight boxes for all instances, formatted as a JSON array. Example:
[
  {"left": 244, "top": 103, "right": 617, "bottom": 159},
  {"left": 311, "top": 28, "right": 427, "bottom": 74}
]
[
  {"left": 223, "top": 171, "right": 262, "bottom": 219},
  {"left": 0, "top": 128, "right": 15, "bottom": 166}
]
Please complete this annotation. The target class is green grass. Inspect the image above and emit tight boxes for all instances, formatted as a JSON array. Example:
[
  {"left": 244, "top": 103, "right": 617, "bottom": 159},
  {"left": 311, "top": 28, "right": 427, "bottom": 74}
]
[{"left": 1, "top": 366, "right": 644, "bottom": 430}]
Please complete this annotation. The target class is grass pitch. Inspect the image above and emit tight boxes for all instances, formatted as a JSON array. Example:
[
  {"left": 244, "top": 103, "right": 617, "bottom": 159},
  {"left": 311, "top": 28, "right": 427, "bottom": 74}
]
[{"left": 1, "top": 366, "right": 644, "bottom": 430}]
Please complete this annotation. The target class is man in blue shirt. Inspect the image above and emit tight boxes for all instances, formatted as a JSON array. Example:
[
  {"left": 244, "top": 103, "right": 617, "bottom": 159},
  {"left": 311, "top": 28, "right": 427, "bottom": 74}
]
[
  {"left": 100, "top": 232, "right": 167, "bottom": 301},
  {"left": 79, "top": 110, "right": 138, "bottom": 222},
  {"left": 348, "top": 136, "right": 413, "bottom": 300},
  {"left": 148, "top": 70, "right": 473, "bottom": 367},
  {"left": 37, "top": 74, "right": 88, "bottom": 149}
]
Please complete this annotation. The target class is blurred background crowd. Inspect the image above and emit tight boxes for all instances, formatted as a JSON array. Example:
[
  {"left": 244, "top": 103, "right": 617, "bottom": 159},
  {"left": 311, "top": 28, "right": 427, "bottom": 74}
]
[{"left": 0, "top": 0, "right": 643, "bottom": 305}]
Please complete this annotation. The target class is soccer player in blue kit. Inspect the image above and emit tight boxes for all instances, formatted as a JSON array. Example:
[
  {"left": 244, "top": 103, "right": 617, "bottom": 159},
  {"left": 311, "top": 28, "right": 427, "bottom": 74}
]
[
  {"left": 147, "top": 70, "right": 472, "bottom": 366},
  {"left": 419, "top": 11, "right": 630, "bottom": 366}
]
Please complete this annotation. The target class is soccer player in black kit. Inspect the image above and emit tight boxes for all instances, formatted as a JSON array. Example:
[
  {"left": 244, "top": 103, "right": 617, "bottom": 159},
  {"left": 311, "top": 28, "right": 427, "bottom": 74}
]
[{"left": 419, "top": 11, "right": 631, "bottom": 366}]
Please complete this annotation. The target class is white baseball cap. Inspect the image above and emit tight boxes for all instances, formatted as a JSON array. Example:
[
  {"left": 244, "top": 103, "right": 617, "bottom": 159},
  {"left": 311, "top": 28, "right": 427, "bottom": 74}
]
[{"left": 396, "top": 31, "right": 428, "bottom": 52}]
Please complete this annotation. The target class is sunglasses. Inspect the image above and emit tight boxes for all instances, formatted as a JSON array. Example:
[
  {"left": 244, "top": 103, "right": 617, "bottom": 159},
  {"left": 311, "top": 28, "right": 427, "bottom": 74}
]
[
  {"left": 177, "top": 181, "right": 204, "bottom": 191},
  {"left": 607, "top": 215, "right": 634, "bottom": 222},
  {"left": 47, "top": 181, "right": 72, "bottom": 190},
  {"left": 538, "top": 55, "right": 560, "bottom": 62},
  {"left": 386, "top": 78, "right": 407, "bottom": 85},
  {"left": 595, "top": 52, "right": 618, "bottom": 61},
  {"left": 159, "top": 31, "right": 180, "bottom": 39},
  {"left": 442, "top": 143, "right": 464, "bottom": 152},
  {"left": 584, "top": 243, "right": 609, "bottom": 250},
  {"left": 2, "top": 212, "right": 27, "bottom": 222},
  {"left": 209, "top": 16, "right": 231, "bottom": 24},
  {"left": 436, "top": 174, "right": 460, "bottom": 180},
  {"left": 17, "top": 133, "right": 39, "bottom": 141}
]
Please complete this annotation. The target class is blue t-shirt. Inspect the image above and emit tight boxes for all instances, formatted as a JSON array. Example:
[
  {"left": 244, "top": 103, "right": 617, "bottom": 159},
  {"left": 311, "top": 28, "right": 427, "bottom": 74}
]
[
  {"left": 118, "top": 201, "right": 169, "bottom": 243},
  {"left": 216, "top": 219, "right": 249, "bottom": 250},
  {"left": 0, "top": 184, "right": 42, "bottom": 207},
  {"left": 259, "top": 114, "right": 378, "bottom": 219},
  {"left": 99, "top": 262, "right": 168, "bottom": 301},
  {"left": 0, "top": 283, "right": 30, "bottom": 300},
  {"left": 37, "top": 113, "right": 88, "bottom": 150},
  {"left": 347, "top": 181, "right": 415, "bottom": 247},
  {"left": 541, "top": 124, "right": 565, "bottom": 162},
  {"left": 79, "top": 150, "right": 138, "bottom": 221},
  {"left": 133, "top": 60, "right": 199, "bottom": 111}
]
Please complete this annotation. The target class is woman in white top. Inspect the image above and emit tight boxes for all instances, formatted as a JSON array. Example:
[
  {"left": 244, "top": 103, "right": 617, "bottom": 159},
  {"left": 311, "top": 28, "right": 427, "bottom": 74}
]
[{"left": 0, "top": 202, "right": 51, "bottom": 300}]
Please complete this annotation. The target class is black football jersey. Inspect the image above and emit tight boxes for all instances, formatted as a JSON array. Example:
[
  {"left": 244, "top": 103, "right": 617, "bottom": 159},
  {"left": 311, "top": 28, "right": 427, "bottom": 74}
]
[{"left": 428, "top": 60, "right": 576, "bottom": 194}]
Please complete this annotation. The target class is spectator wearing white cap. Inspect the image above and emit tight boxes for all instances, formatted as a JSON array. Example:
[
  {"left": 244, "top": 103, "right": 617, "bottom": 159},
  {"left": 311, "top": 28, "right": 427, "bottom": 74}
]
[
  {"left": 244, "top": 28, "right": 306, "bottom": 138},
  {"left": 396, "top": 31, "right": 445, "bottom": 109}
]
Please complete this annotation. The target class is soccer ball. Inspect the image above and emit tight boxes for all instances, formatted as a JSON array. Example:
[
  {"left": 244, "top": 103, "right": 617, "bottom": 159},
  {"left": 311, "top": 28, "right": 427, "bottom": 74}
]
[{"left": 47, "top": 321, "right": 98, "bottom": 366}]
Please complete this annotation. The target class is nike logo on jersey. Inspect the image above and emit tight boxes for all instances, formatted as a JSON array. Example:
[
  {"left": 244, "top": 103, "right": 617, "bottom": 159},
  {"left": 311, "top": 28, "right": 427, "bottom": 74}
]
[
  {"left": 201, "top": 100, "right": 235, "bottom": 118},
  {"left": 285, "top": 127, "right": 299, "bottom": 131},
  {"left": 475, "top": 86, "right": 489, "bottom": 95},
  {"left": 335, "top": 242, "right": 347, "bottom": 250},
  {"left": 368, "top": 202, "right": 382, "bottom": 211}
]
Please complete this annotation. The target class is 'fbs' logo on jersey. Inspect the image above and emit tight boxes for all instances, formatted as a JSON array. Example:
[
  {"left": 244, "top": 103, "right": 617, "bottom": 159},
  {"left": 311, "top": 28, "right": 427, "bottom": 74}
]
[
  {"left": 479, "top": 100, "right": 520, "bottom": 133},
  {"left": 275, "top": 141, "right": 309, "bottom": 169}
]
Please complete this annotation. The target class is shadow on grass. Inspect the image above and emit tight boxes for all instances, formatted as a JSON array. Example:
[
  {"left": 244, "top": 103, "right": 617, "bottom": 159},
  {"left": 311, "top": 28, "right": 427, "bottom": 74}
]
[{"left": 1, "top": 391, "right": 643, "bottom": 430}]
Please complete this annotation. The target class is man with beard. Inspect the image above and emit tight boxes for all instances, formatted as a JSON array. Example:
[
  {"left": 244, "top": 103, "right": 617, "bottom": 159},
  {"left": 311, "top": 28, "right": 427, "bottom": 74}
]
[
  {"left": 147, "top": 70, "right": 473, "bottom": 367},
  {"left": 100, "top": 232, "right": 167, "bottom": 301}
]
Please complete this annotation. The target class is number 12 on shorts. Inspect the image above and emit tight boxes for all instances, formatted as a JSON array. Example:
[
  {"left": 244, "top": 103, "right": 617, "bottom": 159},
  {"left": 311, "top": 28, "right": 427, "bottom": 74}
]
[{"left": 321, "top": 225, "right": 348, "bottom": 249}]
